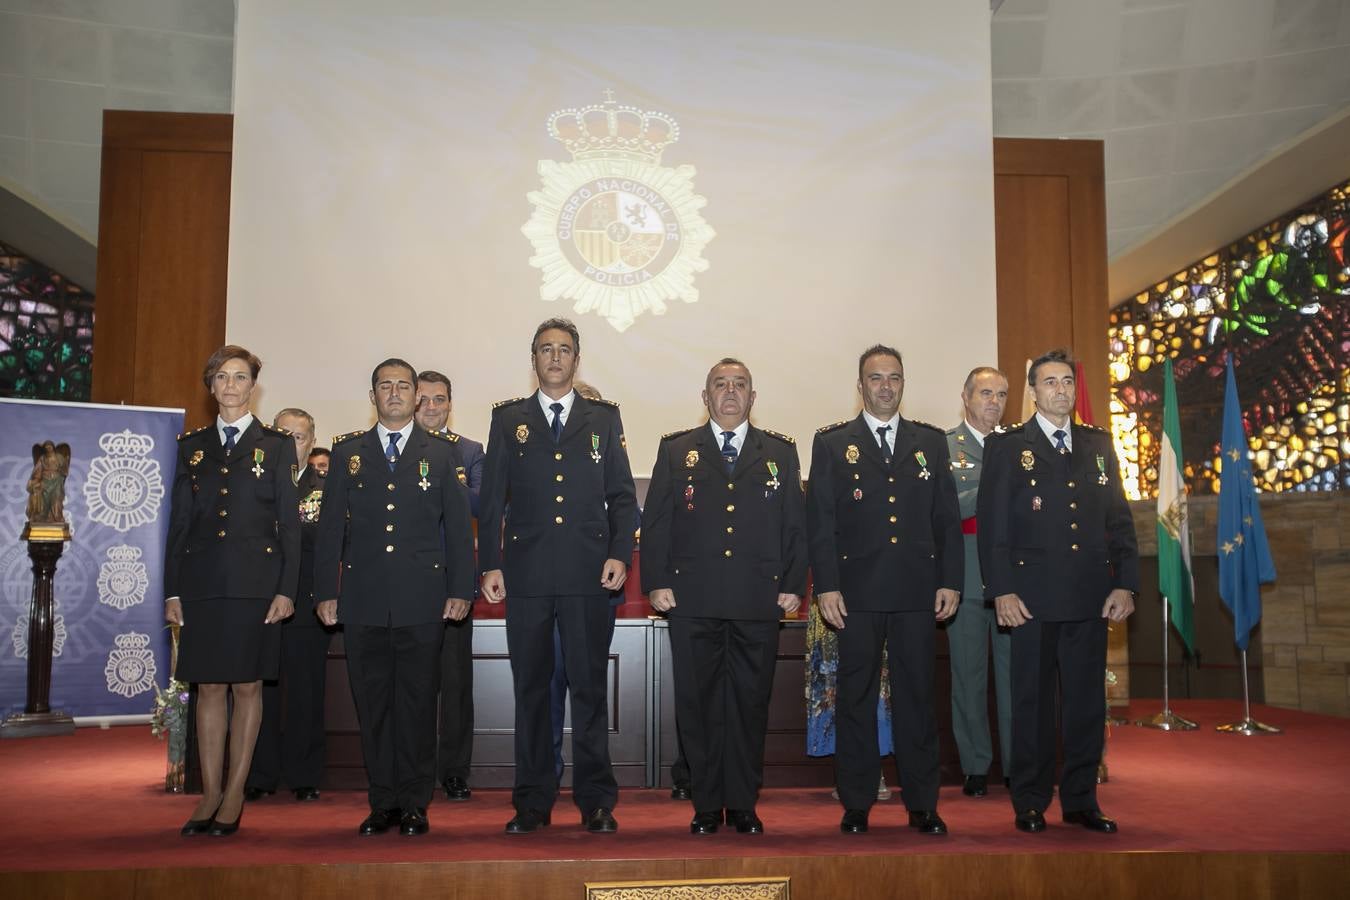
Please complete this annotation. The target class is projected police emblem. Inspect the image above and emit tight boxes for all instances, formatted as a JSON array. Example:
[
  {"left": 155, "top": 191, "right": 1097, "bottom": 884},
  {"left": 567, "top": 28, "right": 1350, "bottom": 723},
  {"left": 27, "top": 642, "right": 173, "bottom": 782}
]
[
  {"left": 104, "top": 632, "right": 157, "bottom": 699},
  {"left": 96, "top": 545, "right": 149, "bottom": 611},
  {"left": 83, "top": 430, "right": 166, "bottom": 533},
  {"left": 523, "top": 91, "right": 715, "bottom": 332}
]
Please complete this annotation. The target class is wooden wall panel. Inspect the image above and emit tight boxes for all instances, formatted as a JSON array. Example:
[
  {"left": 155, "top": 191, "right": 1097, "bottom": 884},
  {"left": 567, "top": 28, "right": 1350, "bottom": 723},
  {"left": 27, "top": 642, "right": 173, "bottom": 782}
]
[{"left": 92, "top": 111, "right": 232, "bottom": 429}]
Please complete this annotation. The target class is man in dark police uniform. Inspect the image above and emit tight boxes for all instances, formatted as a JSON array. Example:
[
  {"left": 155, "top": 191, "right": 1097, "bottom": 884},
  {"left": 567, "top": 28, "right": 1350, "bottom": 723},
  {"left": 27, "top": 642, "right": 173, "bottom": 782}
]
[
  {"left": 314, "top": 358, "right": 475, "bottom": 838},
  {"left": 977, "top": 348, "right": 1137, "bottom": 835},
  {"left": 479, "top": 318, "right": 637, "bottom": 835},
  {"left": 641, "top": 358, "right": 807, "bottom": 835},
  {"left": 808, "top": 344, "right": 963, "bottom": 836}
]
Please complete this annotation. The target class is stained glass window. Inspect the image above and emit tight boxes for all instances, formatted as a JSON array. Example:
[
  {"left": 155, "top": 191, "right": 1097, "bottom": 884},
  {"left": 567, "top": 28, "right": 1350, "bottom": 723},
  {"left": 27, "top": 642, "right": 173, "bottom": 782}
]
[
  {"left": 1109, "top": 182, "right": 1349, "bottom": 500},
  {"left": 0, "top": 241, "right": 95, "bottom": 401}
]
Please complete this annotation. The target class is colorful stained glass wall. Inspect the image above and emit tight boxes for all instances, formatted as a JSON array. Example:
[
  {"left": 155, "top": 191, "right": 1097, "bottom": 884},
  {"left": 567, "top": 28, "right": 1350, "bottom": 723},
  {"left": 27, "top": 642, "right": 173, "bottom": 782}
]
[
  {"left": 1108, "top": 182, "right": 1348, "bottom": 501},
  {"left": 0, "top": 241, "right": 94, "bottom": 401}
]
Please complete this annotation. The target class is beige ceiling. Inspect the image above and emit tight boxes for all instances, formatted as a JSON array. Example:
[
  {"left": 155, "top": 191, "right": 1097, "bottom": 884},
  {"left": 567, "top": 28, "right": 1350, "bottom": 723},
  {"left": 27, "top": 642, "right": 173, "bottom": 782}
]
[{"left": 991, "top": 0, "right": 1350, "bottom": 269}]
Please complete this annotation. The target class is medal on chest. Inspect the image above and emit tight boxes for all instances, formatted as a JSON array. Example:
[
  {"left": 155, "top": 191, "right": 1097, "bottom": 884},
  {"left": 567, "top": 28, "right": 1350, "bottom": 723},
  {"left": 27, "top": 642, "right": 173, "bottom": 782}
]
[
  {"left": 591, "top": 433, "right": 602, "bottom": 464},
  {"left": 685, "top": 484, "right": 695, "bottom": 510},
  {"left": 915, "top": 450, "right": 931, "bottom": 480},
  {"left": 252, "top": 448, "right": 265, "bottom": 479},
  {"left": 418, "top": 458, "right": 430, "bottom": 491},
  {"left": 765, "top": 460, "right": 781, "bottom": 496},
  {"left": 1096, "top": 454, "right": 1109, "bottom": 485}
]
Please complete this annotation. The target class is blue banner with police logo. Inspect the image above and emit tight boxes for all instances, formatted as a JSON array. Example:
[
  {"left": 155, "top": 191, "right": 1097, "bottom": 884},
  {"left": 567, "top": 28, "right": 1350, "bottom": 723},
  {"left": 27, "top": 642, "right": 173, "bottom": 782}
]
[{"left": 0, "top": 398, "right": 183, "bottom": 719}]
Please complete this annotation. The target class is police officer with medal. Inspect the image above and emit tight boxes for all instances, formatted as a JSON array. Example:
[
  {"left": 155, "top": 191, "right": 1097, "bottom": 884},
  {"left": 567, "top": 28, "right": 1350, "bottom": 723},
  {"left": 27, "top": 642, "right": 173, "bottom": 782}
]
[
  {"left": 641, "top": 358, "right": 807, "bottom": 836},
  {"left": 977, "top": 349, "right": 1137, "bottom": 835},
  {"left": 314, "top": 358, "right": 475, "bottom": 838},
  {"left": 479, "top": 318, "right": 638, "bottom": 836},
  {"left": 807, "top": 344, "right": 962, "bottom": 836}
]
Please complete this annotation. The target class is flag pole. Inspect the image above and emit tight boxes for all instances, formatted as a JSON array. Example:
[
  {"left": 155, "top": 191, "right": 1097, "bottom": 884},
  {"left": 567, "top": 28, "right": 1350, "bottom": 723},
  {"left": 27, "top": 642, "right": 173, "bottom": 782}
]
[
  {"left": 1135, "top": 593, "right": 1198, "bottom": 730},
  {"left": 1215, "top": 649, "right": 1281, "bottom": 734}
]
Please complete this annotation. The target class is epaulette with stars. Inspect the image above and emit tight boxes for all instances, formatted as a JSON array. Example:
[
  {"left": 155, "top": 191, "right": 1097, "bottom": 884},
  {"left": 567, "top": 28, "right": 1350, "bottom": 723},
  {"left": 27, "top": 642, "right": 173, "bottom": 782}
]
[
  {"left": 910, "top": 419, "right": 943, "bottom": 435},
  {"left": 589, "top": 397, "right": 620, "bottom": 408},
  {"left": 762, "top": 428, "right": 795, "bottom": 445},
  {"left": 332, "top": 429, "right": 366, "bottom": 445},
  {"left": 259, "top": 421, "right": 290, "bottom": 436},
  {"left": 661, "top": 427, "right": 696, "bottom": 441},
  {"left": 816, "top": 420, "right": 848, "bottom": 434},
  {"left": 995, "top": 421, "right": 1026, "bottom": 435},
  {"left": 177, "top": 423, "right": 212, "bottom": 441},
  {"left": 1077, "top": 422, "right": 1108, "bottom": 434},
  {"left": 492, "top": 396, "right": 527, "bottom": 409},
  {"left": 426, "top": 429, "right": 460, "bottom": 443}
]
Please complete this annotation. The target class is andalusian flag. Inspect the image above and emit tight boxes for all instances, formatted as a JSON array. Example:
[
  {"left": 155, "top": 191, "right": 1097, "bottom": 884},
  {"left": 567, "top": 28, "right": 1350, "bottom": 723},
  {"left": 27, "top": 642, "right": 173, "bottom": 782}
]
[{"left": 1157, "top": 358, "right": 1195, "bottom": 652}]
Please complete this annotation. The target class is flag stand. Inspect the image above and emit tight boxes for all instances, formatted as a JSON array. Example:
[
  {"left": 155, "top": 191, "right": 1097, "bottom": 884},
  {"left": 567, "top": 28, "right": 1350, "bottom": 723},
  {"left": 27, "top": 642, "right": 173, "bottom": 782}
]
[
  {"left": 1135, "top": 596, "right": 1198, "bottom": 730},
  {"left": 1216, "top": 649, "right": 1281, "bottom": 735}
]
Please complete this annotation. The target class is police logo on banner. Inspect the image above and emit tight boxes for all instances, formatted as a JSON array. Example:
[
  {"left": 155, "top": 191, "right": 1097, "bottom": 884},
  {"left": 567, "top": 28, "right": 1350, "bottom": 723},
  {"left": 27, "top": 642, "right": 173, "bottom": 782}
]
[
  {"left": 13, "top": 598, "right": 67, "bottom": 659},
  {"left": 522, "top": 91, "right": 715, "bottom": 333},
  {"left": 83, "top": 430, "right": 166, "bottom": 532},
  {"left": 104, "top": 632, "right": 156, "bottom": 698},
  {"left": 96, "top": 545, "right": 149, "bottom": 611}
]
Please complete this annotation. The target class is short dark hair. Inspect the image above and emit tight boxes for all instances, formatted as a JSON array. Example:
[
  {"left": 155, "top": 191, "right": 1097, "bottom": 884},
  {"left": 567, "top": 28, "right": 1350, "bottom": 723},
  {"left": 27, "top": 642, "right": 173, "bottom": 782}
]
[
  {"left": 532, "top": 317, "right": 580, "bottom": 357},
  {"left": 371, "top": 358, "right": 417, "bottom": 390},
  {"left": 857, "top": 344, "right": 903, "bottom": 381},
  {"left": 273, "top": 407, "right": 315, "bottom": 434},
  {"left": 201, "top": 345, "right": 261, "bottom": 389},
  {"left": 1027, "top": 349, "right": 1075, "bottom": 386},
  {"left": 962, "top": 366, "right": 1006, "bottom": 394},
  {"left": 417, "top": 370, "right": 452, "bottom": 401},
  {"left": 308, "top": 447, "right": 330, "bottom": 460},
  {"left": 706, "top": 357, "right": 752, "bottom": 392}
]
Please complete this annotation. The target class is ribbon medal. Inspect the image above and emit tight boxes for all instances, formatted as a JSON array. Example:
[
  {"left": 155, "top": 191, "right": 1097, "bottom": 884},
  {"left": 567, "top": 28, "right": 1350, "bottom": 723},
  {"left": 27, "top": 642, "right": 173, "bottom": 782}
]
[
  {"left": 456, "top": 466, "right": 467, "bottom": 485},
  {"left": 291, "top": 463, "right": 300, "bottom": 485},
  {"left": 349, "top": 455, "right": 361, "bottom": 476},
  {"left": 685, "top": 449, "right": 699, "bottom": 468},
  {"left": 915, "top": 450, "right": 931, "bottom": 480},
  {"left": 418, "top": 458, "right": 430, "bottom": 491},
  {"left": 516, "top": 423, "right": 530, "bottom": 444},
  {"left": 845, "top": 444, "right": 860, "bottom": 465},
  {"left": 252, "top": 448, "right": 265, "bottom": 479},
  {"left": 765, "top": 460, "right": 781, "bottom": 498},
  {"left": 1032, "top": 495, "right": 1042, "bottom": 511},
  {"left": 1020, "top": 449, "right": 1035, "bottom": 471},
  {"left": 591, "top": 433, "right": 602, "bottom": 464},
  {"left": 853, "top": 488, "right": 863, "bottom": 501},
  {"left": 685, "top": 484, "right": 695, "bottom": 510},
  {"left": 189, "top": 449, "right": 204, "bottom": 467},
  {"left": 1095, "top": 454, "right": 1109, "bottom": 485}
]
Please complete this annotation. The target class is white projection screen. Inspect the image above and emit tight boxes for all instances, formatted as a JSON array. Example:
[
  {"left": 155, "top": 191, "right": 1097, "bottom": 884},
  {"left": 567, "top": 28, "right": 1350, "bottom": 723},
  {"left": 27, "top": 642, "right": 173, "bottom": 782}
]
[{"left": 227, "top": 0, "right": 997, "bottom": 473}]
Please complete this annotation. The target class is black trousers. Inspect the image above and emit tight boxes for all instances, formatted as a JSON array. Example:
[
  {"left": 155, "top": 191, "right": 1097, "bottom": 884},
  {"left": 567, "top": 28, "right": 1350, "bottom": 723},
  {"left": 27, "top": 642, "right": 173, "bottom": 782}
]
[
  {"left": 669, "top": 616, "right": 779, "bottom": 813},
  {"left": 835, "top": 609, "right": 939, "bottom": 812},
  {"left": 344, "top": 621, "right": 444, "bottom": 812},
  {"left": 1008, "top": 617, "right": 1108, "bottom": 814},
  {"left": 247, "top": 623, "right": 332, "bottom": 791},
  {"left": 436, "top": 614, "right": 474, "bottom": 783},
  {"left": 505, "top": 593, "right": 616, "bottom": 814}
]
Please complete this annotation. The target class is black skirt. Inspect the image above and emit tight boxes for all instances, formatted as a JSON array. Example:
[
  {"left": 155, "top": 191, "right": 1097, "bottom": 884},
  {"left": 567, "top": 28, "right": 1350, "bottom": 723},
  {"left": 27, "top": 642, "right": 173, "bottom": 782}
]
[{"left": 176, "top": 596, "right": 281, "bottom": 683}]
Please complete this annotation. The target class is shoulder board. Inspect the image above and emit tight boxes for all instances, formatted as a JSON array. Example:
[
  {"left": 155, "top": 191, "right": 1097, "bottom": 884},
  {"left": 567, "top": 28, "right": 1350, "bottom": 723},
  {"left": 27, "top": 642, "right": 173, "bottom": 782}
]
[
  {"left": 259, "top": 422, "right": 289, "bottom": 436},
  {"left": 425, "top": 429, "right": 459, "bottom": 443},
  {"left": 661, "top": 427, "right": 696, "bottom": 441},
  {"left": 946, "top": 425, "right": 961, "bottom": 436},
  {"left": 589, "top": 397, "right": 620, "bottom": 408},
  {"left": 994, "top": 422, "right": 1025, "bottom": 434},
  {"left": 816, "top": 420, "right": 849, "bottom": 434},
  {"left": 1078, "top": 422, "right": 1108, "bottom": 434},
  {"left": 332, "top": 429, "right": 366, "bottom": 445},
  {"left": 492, "top": 396, "right": 527, "bottom": 409},
  {"left": 762, "top": 428, "right": 795, "bottom": 445},
  {"left": 177, "top": 424, "right": 212, "bottom": 441},
  {"left": 910, "top": 419, "right": 943, "bottom": 434}
]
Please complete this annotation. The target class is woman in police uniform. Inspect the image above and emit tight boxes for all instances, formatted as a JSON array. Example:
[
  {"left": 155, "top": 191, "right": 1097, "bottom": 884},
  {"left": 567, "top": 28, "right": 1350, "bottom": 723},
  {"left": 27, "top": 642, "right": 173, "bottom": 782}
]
[{"left": 164, "top": 345, "right": 300, "bottom": 837}]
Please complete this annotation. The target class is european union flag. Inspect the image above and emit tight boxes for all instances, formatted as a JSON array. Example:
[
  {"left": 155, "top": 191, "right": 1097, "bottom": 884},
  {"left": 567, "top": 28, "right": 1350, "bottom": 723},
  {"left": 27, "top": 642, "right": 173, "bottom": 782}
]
[{"left": 1217, "top": 356, "right": 1276, "bottom": 651}]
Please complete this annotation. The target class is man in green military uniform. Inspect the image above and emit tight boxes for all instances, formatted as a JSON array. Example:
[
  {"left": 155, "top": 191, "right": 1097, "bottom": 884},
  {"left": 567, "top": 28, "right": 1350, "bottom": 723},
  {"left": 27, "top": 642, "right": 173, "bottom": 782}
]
[{"left": 944, "top": 367, "right": 1012, "bottom": 799}]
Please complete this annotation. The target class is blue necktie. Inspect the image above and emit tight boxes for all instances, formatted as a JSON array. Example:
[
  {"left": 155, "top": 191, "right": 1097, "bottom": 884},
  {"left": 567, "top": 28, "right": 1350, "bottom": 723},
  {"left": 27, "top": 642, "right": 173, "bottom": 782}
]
[
  {"left": 1053, "top": 429, "right": 1068, "bottom": 454},
  {"left": 223, "top": 425, "right": 239, "bottom": 453},
  {"left": 386, "top": 432, "right": 402, "bottom": 470},
  {"left": 876, "top": 425, "right": 892, "bottom": 465},
  {"left": 721, "top": 430, "right": 738, "bottom": 473},
  {"left": 550, "top": 402, "right": 564, "bottom": 443}
]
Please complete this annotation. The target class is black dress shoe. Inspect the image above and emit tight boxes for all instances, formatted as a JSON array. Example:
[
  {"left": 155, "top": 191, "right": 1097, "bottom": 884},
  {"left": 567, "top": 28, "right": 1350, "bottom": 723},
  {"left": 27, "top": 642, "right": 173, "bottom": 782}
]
[
  {"left": 1015, "top": 808, "right": 1046, "bottom": 833},
  {"left": 962, "top": 774, "right": 988, "bottom": 797},
  {"left": 670, "top": 782, "right": 692, "bottom": 801},
  {"left": 840, "top": 809, "right": 869, "bottom": 833},
  {"left": 1063, "top": 809, "right": 1118, "bottom": 833},
  {"left": 358, "top": 808, "right": 402, "bottom": 836},
  {"left": 689, "top": 810, "right": 722, "bottom": 834},
  {"left": 442, "top": 776, "right": 471, "bottom": 801},
  {"left": 180, "top": 804, "right": 219, "bottom": 837},
  {"left": 728, "top": 809, "right": 764, "bottom": 834},
  {"left": 207, "top": 809, "right": 242, "bottom": 837},
  {"left": 400, "top": 808, "right": 430, "bottom": 836},
  {"left": 505, "top": 808, "right": 551, "bottom": 834},
  {"left": 293, "top": 786, "right": 320, "bottom": 802},
  {"left": 583, "top": 807, "right": 618, "bottom": 833},
  {"left": 243, "top": 787, "right": 273, "bottom": 802},
  {"left": 907, "top": 810, "right": 947, "bottom": 835}
]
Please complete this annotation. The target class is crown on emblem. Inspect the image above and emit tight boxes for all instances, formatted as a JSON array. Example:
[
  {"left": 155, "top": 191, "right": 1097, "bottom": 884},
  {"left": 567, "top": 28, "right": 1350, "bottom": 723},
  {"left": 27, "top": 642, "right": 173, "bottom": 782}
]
[
  {"left": 547, "top": 90, "right": 680, "bottom": 165},
  {"left": 106, "top": 545, "right": 143, "bottom": 562},
  {"left": 99, "top": 430, "right": 155, "bottom": 457},
  {"left": 114, "top": 632, "right": 150, "bottom": 650}
]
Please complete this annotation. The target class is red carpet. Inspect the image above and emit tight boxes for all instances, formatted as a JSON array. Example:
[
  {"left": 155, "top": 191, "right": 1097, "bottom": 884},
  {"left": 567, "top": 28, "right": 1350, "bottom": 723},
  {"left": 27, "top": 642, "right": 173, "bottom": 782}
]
[{"left": 0, "top": 699, "right": 1346, "bottom": 873}]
